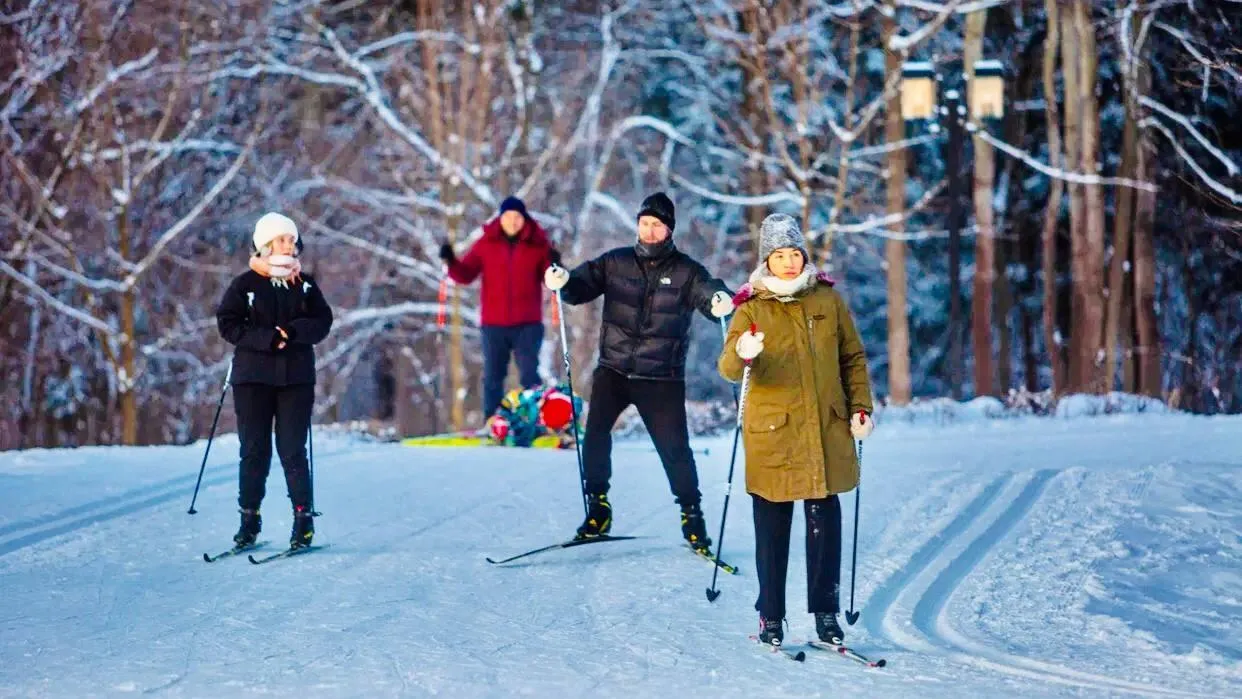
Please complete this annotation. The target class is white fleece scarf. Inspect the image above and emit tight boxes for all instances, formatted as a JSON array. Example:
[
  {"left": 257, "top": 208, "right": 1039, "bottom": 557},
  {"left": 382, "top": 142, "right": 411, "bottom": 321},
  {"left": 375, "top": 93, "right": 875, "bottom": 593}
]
[
  {"left": 260, "top": 253, "right": 301, "bottom": 288},
  {"left": 749, "top": 262, "right": 817, "bottom": 302}
]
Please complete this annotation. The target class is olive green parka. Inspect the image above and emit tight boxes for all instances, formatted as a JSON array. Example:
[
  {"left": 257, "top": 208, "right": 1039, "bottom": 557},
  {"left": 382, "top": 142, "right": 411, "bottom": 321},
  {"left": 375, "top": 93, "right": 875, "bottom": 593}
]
[{"left": 718, "top": 270, "right": 874, "bottom": 502}]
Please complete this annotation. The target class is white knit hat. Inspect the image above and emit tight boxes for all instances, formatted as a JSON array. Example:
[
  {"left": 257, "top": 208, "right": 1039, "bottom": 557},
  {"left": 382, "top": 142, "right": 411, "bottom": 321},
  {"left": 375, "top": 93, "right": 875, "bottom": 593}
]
[{"left": 252, "top": 212, "right": 299, "bottom": 253}]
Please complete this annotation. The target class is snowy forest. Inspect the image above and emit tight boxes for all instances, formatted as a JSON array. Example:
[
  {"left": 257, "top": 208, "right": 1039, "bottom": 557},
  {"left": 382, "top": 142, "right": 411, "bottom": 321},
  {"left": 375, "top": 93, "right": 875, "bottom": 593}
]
[{"left": 2, "top": 0, "right": 1239, "bottom": 449}]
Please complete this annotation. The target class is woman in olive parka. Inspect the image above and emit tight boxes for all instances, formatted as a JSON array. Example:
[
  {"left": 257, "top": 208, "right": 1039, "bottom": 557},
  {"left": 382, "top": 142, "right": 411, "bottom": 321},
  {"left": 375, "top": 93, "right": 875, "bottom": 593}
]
[{"left": 718, "top": 213, "right": 875, "bottom": 649}]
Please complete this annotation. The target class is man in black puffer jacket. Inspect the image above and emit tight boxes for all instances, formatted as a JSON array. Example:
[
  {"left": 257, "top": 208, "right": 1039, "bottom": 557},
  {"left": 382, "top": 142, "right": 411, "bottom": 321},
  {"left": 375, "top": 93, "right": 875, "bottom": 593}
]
[
  {"left": 544, "top": 192, "right": 735, "bottom": 552},
  {"left": 217, "top": 212, "right": 334, "bottom": 550}
]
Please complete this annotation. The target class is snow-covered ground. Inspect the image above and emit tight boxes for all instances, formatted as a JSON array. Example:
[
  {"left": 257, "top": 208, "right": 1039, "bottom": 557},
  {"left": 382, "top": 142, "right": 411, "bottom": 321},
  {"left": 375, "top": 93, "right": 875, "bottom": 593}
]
[{"left": 1, "top": 412, "right": 1240, "bottom": 698}]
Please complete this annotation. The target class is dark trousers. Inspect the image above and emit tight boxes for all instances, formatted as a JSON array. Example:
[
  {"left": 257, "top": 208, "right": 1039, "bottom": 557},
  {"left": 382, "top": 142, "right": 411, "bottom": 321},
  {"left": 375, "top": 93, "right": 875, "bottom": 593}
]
[
  {"left": 233, "top": 382, "right": 314, "bottom": 511},
  {"left": 582, "top": 366, "right": 701, "bottom": 507},
  {"left": 481, "top": 323, "right": 544, "bottom": 417},
  {"left": 752, "top": 493, "right": 842, "bottom": 620}
]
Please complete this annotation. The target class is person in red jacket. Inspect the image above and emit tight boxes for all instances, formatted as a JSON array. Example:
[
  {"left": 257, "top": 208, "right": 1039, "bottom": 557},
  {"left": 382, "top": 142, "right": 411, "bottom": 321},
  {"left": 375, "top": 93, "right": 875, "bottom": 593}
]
[{"left": 440, "top": 197, "right": 560, "bottom": 420}]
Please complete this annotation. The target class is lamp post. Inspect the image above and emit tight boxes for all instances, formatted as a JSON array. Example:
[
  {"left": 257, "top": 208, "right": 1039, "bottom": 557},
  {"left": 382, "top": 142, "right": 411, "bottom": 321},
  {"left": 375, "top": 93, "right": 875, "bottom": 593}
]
[{"left": 900, "top": 60, "right": 1005, "bottom": 399}]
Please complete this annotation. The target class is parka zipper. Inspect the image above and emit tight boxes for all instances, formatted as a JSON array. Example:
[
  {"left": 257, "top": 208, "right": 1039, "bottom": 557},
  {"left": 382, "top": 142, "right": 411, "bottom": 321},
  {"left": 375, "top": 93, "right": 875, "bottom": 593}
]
[{"left": 801, "top": 303, "right": 829, "bottom": 494}]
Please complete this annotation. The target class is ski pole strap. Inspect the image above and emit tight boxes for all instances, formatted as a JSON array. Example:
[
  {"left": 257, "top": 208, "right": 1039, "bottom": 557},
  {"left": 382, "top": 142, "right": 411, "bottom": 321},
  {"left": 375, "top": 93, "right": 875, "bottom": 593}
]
[{"left": 436, "top": 278, "right": 448, "bottom": 329}]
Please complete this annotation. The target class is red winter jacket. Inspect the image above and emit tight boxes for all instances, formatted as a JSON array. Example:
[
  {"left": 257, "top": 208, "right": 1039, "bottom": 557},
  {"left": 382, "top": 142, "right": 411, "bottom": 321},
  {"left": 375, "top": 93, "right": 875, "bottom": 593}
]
[{"left": 447, "top": 217, "right": 555, "bottom": 327}]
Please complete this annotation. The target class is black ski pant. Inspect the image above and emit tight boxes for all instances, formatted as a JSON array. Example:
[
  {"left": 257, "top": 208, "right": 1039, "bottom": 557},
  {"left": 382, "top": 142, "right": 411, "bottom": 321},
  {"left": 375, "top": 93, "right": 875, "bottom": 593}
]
[
  {"left": 581, "top": 366, "right": 701, "bottom": 507},
  {"left": 752, "top": 493, "right": 842, "bottom": 621},
  {"left": 233, "top": 382, "right": 314, "bottom": 512},
  {"left": 480, "top": 322, "right": 543, "bottom": 417}
]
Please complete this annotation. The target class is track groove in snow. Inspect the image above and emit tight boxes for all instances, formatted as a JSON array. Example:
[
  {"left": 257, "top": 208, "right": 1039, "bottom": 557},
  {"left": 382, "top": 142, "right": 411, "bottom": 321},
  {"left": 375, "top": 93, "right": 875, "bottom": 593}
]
[
  {"left": 875, "top": 467, "right": 1229, "bottom": 698},
  {"left": 0, "top": 446, "right": 353, "bottom": 558}
]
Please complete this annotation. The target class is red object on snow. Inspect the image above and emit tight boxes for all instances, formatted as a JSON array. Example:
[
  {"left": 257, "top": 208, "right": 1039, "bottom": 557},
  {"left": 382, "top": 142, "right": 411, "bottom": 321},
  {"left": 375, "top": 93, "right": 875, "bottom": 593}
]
[
  {"left": 539, "top": 390, "right": 573, "bottom": 431},
  {"left": 488, "top": 414, "right": 510, "bottom": 442}
]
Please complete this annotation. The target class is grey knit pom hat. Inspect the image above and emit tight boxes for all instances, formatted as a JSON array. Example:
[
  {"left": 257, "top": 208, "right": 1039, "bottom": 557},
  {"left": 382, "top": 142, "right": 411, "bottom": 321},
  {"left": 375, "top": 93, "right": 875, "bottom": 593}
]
[{"left": 758, "top": 213, "right": 808, "bottom": 263}]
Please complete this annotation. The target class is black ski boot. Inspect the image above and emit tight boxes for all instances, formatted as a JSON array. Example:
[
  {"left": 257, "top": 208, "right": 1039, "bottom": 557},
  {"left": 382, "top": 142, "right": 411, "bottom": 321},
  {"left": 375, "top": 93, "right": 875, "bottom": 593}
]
[
  {"left": 575, "top": 493, "right": 612, "bottom": 540},
  {"left": 815, "top": 612, "right": 845, "bottom": 645},
  {"left": 233, "top": 508, "right": 261, "bottom": 547},
  {"left": 290, "top": 505, "right": 314, "bottom": 549},
  {"left": 680, "top": 502, "right": 712, "bottom": 553},
  {"left": 757, "top": 616, "right": 784, "bottom": 647}
]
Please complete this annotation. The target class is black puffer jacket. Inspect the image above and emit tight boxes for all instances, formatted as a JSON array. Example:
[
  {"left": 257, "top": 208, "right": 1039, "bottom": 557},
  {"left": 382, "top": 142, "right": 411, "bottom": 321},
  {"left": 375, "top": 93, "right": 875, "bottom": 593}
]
[
  {"left": 216, "top": 271, "right": 334, "bottom": 386},
  {"left": 559, "top": 244, "right": 729, "bottom": 380}
]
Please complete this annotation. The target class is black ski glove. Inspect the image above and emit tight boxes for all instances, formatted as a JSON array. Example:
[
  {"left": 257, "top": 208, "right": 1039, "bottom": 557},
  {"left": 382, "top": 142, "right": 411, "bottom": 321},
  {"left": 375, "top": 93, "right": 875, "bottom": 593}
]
[{"left": 439, "top": 242, "right": 455, "bottom": 264}]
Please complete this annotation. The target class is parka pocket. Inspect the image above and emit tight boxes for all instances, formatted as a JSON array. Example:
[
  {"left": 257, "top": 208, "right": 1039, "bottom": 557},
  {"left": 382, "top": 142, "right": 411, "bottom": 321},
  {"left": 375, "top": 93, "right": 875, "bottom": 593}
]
[
  {"left": 746, "top": 409, "right": 788, "bottom": 434},
  {"left": 745, "top": 408, "right": 791, "bottom": 465}
]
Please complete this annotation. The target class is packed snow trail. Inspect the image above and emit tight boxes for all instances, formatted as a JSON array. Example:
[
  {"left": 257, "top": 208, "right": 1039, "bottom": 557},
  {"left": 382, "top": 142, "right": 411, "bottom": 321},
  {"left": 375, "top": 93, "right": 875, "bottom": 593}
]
[{"left": 1, "top": 414, "right": 1240, "bottom": 697}]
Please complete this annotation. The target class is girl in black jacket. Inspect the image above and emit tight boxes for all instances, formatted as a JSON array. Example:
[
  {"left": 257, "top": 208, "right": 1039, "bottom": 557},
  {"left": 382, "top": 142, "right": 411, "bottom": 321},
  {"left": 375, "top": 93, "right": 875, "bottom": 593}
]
[{"left": 216, "top": 213, "right": 333, "bottom": 549}]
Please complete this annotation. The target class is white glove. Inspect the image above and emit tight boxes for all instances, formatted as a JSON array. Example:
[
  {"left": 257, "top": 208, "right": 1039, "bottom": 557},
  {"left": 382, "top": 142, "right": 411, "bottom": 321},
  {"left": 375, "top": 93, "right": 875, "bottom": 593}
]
[
  {"left": 850, "top": 411, "right": 874, "bottom": 440},
  {"left": 735, "top": 330, "right": 765, "bottom": 361},
  {"left": 544, "top": 265, "right": 569, "bottom": 291},
  {"left": 710, "top": 291, "right": 734, "bottom": 318}
]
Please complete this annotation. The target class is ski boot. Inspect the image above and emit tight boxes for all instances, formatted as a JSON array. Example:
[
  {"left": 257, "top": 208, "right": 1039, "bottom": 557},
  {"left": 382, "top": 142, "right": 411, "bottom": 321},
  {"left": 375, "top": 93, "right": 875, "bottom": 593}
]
[
  {"left": 680, "top": 502, "right": 712, "bottom": 554},
  {"left": 757, "top": 616, "right": 784, "bottom": 647},
  {"left": 574, "top": 493, "right": 612, "bottom": 540},
  {"left": 233, "top": 508, "right": 261, "bottom": 547},
  {"left": 290, "top": 505, "right": 314, "bottom": 549},
  {"left": 815, "top": 612, "right": 844, "bottom": 645}
]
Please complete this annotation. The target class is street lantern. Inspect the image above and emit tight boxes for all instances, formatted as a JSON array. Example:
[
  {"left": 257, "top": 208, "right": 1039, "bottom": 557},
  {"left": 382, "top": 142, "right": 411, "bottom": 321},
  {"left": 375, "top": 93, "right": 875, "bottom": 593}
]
[
  {"left": 895, "top": 58, "right": 1005, "bottom": 400},
  {"left": 970, "top": 60, "right": 1005, "bottom": 120},
  {"left": 900, "top": 61, "right": 937, "bottom": 121}
]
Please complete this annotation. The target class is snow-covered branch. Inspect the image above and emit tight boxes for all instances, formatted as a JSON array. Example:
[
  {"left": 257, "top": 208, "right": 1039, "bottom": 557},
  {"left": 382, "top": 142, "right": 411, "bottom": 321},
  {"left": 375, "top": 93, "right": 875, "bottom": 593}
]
[
  {"left": 77, "top": 138, "right": 243, "bottom": 165},
  {"left": 121, "top": 127, "right": 257, "bottom": 290},
  {"left": 1142, "top": 118, "right": 1242, "bottom": 205},
  {"left": 1153, "top": 21, "right": 1242, "bottom": 84},
  {"left": 897, "top": 0, "right": 1006, "bottom": 13},
  {"left": 24, "top": 251, "right": 127, "bottom": 292},
  {"left": 888, "top": 0, "right": 964, "bottom": 52},
  {"left": 337, "top": 301, "right": 448, "bottom": 330},
  {"left": 1139, "top": 96, "right": 1239, "bottom": 176},
  {"left": 355, "top": 31, "right": 482, "bottom": 59},
  {"left": 974, "top": 130, "right": 1159, "bottom": 191},
  {"left": 71, "top": 49, "right": 160, "bottom": 114},
  {"left": 669, "top": 172, "right": 808, "bottom": 208},
  {"left": 0, "top": 259, "right": 121, "bottom": 338},
  {"left": 816, "top": 179, "right": 947, "bottom": 239},
  {"left": 847, "top": 133, "right": 940, "bottom": 159}
]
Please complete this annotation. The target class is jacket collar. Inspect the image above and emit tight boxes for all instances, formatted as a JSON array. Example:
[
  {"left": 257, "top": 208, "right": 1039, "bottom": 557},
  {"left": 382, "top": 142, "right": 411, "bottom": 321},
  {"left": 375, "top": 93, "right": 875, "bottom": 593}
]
[{"left": 482, "top": 216, "right": 549, "bottom": 246}]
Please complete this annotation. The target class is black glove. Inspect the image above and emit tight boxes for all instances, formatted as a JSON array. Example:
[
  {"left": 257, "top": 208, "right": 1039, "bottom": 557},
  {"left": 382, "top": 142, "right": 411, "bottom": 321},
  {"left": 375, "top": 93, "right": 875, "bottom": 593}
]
[
  {"left": 549, "top": 248, "right": 562, "bottom": 266},
  {"left": 439, "top": 242, "right": 455, "bottom": 263}
]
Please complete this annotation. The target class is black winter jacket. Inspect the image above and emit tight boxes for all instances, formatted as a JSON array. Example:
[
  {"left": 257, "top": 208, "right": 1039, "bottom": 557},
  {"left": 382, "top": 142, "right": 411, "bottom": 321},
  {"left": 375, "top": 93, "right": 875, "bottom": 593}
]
[
  {"left": 559, "top": 244, "right": 729, "bottom": 380},
  {"left": 216, "top": 271, "right": 334, "bottom": 386}
]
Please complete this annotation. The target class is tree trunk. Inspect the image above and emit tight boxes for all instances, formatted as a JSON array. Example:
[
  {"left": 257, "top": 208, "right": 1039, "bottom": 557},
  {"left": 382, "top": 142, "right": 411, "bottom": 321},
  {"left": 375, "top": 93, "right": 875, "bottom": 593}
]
[
  {"left": 1075, "top": 0, "right": 1107, "bottom": 394},
  {"left": 117, "top": 209, "right": 137, "bottom": 445},
  {"left": 1132, "top": 137, "right": 1161, "bottom": 397},
  {"left": 1104, "top": 109, "right": 1137, "bottom": 393},
  {"left": 1128, "top": 12, "right": 1162, "bottom": 399},
  {"left": 739, "top": 6, "right": 767, "bottom": 256},
  {"left": 883, "top": 11, "right": 912, "bottom": 406},
  {"left": 1042, "top": 0, "right": 1067, "bottom": 394},
  {"left": 419, "top": 0, "right": 469, "bottom": 431},
  {"left": 965, "top": 10, "right": 996, "bottom": 397},
  {"left": 1060, "top": 7, "right": 1086, "bottom": 393}
]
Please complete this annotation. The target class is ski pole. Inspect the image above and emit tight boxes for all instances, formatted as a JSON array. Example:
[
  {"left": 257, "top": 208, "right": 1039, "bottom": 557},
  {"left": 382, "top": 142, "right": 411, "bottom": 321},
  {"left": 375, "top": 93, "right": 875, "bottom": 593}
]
[
  {"left": 844, "top": 438, "right": 863, "bottom": 625},
  {"left": 188, "top": 362, "right": 232, "bottom": 515},
  {"left": 308, "top": 419, "right": 321, "bottom": 517},
  {"left": 434, "top": 277, "right": 448, "bottom": 435},
  {"left": 554, "top": 289, "right": 590, "bottom": 519},
  {"left": 707, "top": 321, "right": 755, "bottom": 602}
]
